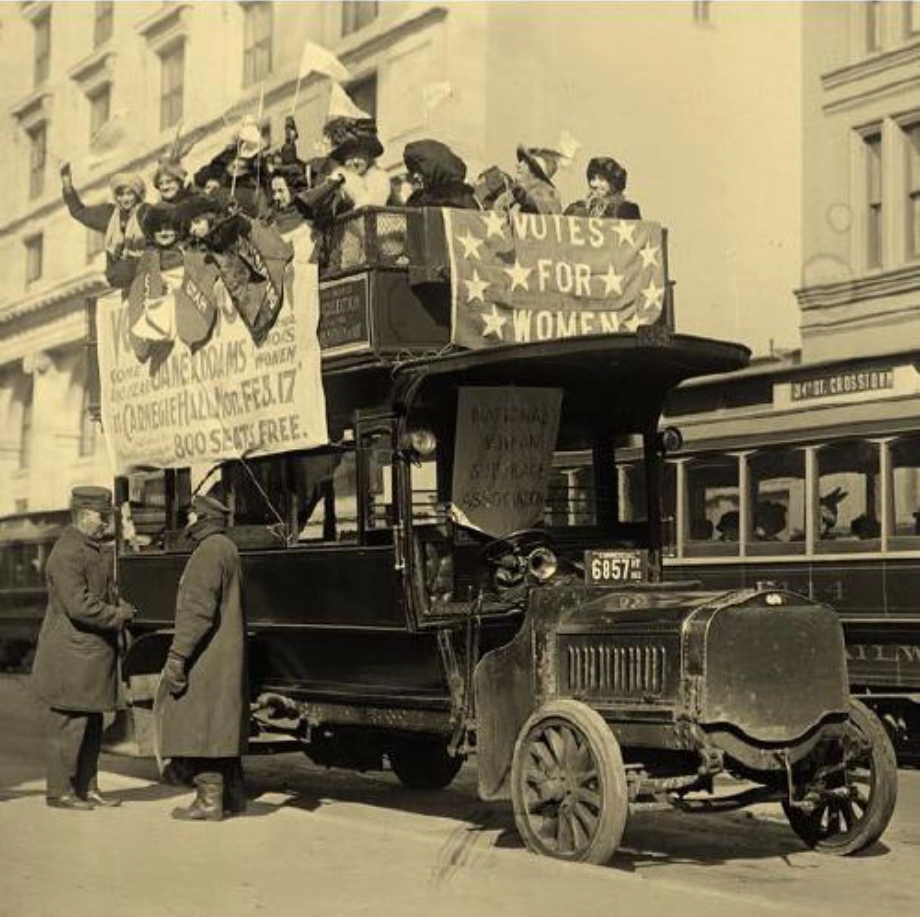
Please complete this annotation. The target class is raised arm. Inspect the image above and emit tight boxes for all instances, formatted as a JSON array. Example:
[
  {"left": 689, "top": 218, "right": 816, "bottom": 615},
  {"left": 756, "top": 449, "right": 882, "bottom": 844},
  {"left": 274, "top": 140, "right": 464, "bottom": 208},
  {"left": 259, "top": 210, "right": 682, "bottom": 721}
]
[{"left": 60, "top": 161, "right": 113, "bottom": 233}]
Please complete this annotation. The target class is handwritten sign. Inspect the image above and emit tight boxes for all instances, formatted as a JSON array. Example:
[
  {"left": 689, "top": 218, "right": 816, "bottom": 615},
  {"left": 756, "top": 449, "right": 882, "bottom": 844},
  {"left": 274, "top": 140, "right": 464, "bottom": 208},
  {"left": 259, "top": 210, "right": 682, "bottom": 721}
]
[
  {"left": 97, "top": 225, "right": 328, "bottom": 473},
  {"left": 451, "top": 386, "right": 562, "bottom": 536}
]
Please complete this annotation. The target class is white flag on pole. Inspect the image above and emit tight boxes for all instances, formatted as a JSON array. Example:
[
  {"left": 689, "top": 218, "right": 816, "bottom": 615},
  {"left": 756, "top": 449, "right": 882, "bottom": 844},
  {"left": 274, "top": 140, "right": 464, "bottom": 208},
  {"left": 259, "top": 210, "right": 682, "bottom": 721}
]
[
  {"left": 421, "top": 81, "right": 454, "bottom": 112},
  {"left": 326, "top": 81, "right": 370, "bottom": 121},
  {"left": 298, "top": 40, "right": 351, "bottom": 83}
]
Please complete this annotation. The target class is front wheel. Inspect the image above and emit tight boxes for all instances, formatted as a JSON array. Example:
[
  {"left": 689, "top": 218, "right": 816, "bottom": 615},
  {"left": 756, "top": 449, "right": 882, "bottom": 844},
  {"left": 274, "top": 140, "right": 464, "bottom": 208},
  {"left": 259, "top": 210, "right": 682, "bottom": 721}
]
[
  {"left": 783, "top": 699, "right": 897, "bottom": 855},
  {"left": 388, "top": 736, "right": 463, "bottom": 790},
  {"left": 511, "top": 700, "right": 628, "bottom": 864}
]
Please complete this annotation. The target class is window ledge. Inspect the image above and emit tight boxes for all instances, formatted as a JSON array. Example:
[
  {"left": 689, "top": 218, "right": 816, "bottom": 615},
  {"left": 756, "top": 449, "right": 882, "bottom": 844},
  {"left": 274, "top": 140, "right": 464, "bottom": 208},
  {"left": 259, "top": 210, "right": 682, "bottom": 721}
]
[
  {"left": 334, "top": 4, "right": 448, "bottom": 64},
  {"left": 136, "top": 2, "right": 191, "bottom": 53},
  {"left": 9, "top": 86, "right": 53, "bottom": 127},
  {"left": 69, "top": 48, "right": 117, "bottom": 92}
]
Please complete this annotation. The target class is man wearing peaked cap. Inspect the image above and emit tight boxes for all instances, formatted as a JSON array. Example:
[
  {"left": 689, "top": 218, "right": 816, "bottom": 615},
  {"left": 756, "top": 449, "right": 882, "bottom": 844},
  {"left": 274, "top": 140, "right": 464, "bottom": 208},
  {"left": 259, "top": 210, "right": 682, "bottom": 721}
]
[
  {"left": 31, "top": 486, "right": 138, "bottom": 810},
  {"left": 158, "top": 490, "right": 248, "bottom": 821}
]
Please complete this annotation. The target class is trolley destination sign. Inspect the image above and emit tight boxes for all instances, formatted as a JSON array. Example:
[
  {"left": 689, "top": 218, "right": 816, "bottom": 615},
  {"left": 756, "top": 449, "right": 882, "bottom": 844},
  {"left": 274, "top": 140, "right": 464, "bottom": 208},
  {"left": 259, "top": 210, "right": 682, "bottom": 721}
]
[{"left": 790, "top": 367, "right": 895, "bottom": 402}]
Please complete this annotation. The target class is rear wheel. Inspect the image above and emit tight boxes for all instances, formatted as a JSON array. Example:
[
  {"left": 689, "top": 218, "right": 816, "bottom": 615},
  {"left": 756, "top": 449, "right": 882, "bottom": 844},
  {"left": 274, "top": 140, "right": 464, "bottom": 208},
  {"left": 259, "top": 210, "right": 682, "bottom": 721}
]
[
  {"left": 783, "top": 699, "right": 897, "bottom": 855},
  {"left": 388, "top": 735, "right": 463, "bottom": 790},
  {"left": 511, "top": 700, "right": 628, "bottom": 864}
]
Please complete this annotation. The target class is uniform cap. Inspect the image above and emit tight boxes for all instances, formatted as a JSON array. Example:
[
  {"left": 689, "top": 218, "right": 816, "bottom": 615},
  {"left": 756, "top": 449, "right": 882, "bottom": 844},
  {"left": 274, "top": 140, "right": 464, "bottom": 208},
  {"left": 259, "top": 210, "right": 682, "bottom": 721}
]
[
  {"left": 71, "top": 486, "right": 113, "bottom": 514},
  {"left": 191, "top": 493, "right": 231, "bottom": 519}
]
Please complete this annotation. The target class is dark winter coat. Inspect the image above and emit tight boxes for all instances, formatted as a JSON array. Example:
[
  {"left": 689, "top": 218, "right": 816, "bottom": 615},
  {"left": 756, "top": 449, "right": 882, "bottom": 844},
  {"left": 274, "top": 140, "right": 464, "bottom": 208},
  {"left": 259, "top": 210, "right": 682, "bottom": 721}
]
[
  {"left": 158, "top": 529, "right": 248, "bottom": 758},
  {"left": 404, "top": 140, "right": 480, "bottom": 210},
  {"left": 564, "top": 195, "right": 642, "bottom": 220},
  {"left": 62, "top": 185, "right": 148, "bottom": 290},
  {"left": 31, "top": 527, "right": 123, "bottom": 712}
]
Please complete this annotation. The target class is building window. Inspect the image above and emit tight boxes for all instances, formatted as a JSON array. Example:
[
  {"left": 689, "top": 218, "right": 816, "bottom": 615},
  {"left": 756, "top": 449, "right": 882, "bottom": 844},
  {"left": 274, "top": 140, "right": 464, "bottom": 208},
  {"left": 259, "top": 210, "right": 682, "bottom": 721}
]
[
  {"left": 907, "top": 122, "right": 920, "bottom": 260},
  {"left": 94, "top": 1, "right": 114, "bottom": 48},
  {"left": 33, "top": 10, "right": 51, "bottom": 87},
  {"left": 342, "top": 1, "right": 378, "bottom": 37},
  {"left": 866, "top": 1, "right": 882, "bottom": 52},
  {"left": 159, "top": 43, "right": 185, "bottom": 130},
  {"left": 25, "top": 235, "right": 43, "bottom": 285},
  {"left": 865, "top": 132, "right": 883, "bottom": 269},
  {"left": 19, "top": 378, "right": 34, "bottom": 471},
  {"left": 27, "top": 123, "right": 47, "bottom": 199},
  {"left": 347, "top": 73, "right": 377, "bottom": 119},
  {"left": 243, "top": 1, "right": 273, "bottom": 87},
  {"left": 88, "top": 85, "right": 111, "bottom": 140},
  {"left": 87, "top": 227, "right": 105, "bottom": 261},
  {"left": 906, "top": 1, "right": 920, "bottom": 37},
  {"left": 79, "top": 383, "right": 97, "bottom": 457}
]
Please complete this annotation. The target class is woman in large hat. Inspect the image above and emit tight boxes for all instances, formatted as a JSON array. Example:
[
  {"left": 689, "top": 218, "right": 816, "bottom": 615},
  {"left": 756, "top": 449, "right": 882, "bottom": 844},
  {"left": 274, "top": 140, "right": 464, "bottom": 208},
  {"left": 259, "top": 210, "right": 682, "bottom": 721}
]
[
  {"left": 402, "top": 139, "right": 479, "bottom": 210},
  {"left": 60, "top": 162, "right": 148, "bottom": 289},
  {"left": 564, "top": 156, "right": 642, "bottom": 219},
  {"left": 494, "top": 145, "right": 562, "bottom": 215}
]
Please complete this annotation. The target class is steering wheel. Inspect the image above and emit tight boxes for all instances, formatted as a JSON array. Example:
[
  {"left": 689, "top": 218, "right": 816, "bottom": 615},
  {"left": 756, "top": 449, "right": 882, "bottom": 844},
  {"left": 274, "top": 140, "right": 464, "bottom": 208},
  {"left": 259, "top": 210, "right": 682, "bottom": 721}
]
[{"left": 482, "top": 528, "right": 554, "bottom": 565}]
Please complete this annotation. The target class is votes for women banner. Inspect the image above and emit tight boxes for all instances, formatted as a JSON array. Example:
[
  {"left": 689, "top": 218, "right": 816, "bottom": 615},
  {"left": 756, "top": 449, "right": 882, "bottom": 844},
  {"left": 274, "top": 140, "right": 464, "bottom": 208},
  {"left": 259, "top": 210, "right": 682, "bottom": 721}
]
[
  {"left": 97, "top": 225, "right": 327, "bottom": 473},
  {"left": 443, "top": 209, "right": 667, "bottom": 349}
]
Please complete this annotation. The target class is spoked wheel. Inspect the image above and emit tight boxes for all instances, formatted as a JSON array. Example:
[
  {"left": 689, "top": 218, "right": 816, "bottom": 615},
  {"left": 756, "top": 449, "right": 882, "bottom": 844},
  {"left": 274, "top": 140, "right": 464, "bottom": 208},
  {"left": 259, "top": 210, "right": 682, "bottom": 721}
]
[
  {"left": 783, "top": 699, "right": 898, "bottom": 855},
  {"left": 511, "top": 700, "right": 628, "bottom": 864}
]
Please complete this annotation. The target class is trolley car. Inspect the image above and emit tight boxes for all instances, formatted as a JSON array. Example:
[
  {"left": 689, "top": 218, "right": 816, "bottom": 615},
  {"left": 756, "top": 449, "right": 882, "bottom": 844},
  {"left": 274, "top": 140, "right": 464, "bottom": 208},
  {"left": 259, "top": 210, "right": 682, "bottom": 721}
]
[
  {"left": 631, "top": 352, "right": 920, "bottom": 763},
  {"left": 102, "top": 207, "right": 897, "bottom": 863}
]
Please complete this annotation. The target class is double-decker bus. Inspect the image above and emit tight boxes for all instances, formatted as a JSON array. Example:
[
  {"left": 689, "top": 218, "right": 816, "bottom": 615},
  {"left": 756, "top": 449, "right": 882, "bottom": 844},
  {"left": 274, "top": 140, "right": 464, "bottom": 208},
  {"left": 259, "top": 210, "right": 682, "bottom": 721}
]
[{"left": 623, "top": 351, "right": 920, "bottom": 762}]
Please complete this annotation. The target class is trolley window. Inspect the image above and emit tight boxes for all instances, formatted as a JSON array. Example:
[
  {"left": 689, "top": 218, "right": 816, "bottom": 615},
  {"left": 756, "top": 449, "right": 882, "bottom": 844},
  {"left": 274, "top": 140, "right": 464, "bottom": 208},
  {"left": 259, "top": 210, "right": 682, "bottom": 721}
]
[
  {"left": 747, "top": 448, "right": 806, "bottom": 555},
  {"left": 890, "top": 435, "right": 920, "bottom": 550},
  {"left": 816, "top": 439, "right": 880, "bottom": 552},
  {"left": 684, "top": 455, "right": 740, "bottom": 557}
]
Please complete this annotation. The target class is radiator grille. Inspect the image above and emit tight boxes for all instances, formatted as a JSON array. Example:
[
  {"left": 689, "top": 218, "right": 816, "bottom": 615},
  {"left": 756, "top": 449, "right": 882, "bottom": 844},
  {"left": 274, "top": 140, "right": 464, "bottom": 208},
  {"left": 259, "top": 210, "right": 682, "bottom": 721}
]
[{"left": 564, "top": 641, "right": 667, "bottom": 697}]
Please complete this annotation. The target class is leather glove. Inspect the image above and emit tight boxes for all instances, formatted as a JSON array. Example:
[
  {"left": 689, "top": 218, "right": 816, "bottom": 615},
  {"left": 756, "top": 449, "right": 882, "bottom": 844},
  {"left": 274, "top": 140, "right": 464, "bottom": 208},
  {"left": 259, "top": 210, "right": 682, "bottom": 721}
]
[{"left": 161, "top": 653, "right": 188, "bottom": 697}]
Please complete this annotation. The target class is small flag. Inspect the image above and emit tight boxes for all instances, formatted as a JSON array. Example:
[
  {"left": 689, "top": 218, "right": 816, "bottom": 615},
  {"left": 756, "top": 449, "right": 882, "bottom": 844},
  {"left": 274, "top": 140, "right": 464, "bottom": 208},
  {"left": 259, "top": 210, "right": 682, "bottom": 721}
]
[
  {"left": 298, "top": 40, "right": 350, "bottom": 83},
  {"left": 326, "top": 81, "right": 370, "bottom": 121},
  {"left": 557, "top": 130, "right": 582, "bottom": 169}
]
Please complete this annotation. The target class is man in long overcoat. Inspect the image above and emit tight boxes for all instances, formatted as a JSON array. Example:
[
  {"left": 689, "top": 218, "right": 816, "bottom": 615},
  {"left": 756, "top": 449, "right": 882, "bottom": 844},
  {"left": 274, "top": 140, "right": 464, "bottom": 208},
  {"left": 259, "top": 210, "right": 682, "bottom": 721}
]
[
  {"left": 158, "top": 493, "right": 248, "bottom": 821},
  {"left": 31, "top": 486, "right": 137, "bottom": 809}
]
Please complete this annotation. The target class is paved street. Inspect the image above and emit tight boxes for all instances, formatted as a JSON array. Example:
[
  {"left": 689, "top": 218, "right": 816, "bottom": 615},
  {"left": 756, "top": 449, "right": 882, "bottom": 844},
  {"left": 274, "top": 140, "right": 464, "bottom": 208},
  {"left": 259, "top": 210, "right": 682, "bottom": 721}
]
[{"left": 0, "top": 673, "right": 917, "bottom": 917}]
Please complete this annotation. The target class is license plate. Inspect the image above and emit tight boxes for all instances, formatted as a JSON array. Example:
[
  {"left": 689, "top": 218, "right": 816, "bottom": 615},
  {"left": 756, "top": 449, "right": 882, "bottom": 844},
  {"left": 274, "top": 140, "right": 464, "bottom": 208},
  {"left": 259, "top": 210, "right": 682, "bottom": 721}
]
[{"left": 584, "top": 549, "right": 648, "bottom": 586}]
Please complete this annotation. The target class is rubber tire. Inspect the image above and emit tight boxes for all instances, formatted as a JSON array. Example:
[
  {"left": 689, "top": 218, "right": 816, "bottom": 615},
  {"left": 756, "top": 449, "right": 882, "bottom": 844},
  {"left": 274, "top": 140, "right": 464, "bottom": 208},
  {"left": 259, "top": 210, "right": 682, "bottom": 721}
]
[
  {"left": 783, "top": 699, "right": 898, "bottom": 855},
  {"left": 511, "top": 699, "right": 628, "bottom": 865},
  {"left": 388, "top": 736, "right": 463, "bottom": 790}
]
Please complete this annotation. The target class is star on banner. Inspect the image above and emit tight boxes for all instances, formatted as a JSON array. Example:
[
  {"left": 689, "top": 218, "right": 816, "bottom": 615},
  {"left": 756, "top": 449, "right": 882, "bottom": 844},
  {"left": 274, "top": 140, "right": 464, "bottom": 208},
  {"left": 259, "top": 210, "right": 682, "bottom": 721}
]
[
  {"left": 465, "top": 269, "right": 490, "bottom": 303},
  {"left": 600, "top": 264, "right": 624, "bottom": 297},
  {"left": 639, "top": 242, "right": 660, "bottom": 268},
  {"left": 457, "top": 229, "right": 484, "bottom": 260},
  {"left": 612, "top": 221, "right": 637, "bottom": 247},
  {"left": 503, "top": 258, "right": 532, "bottom": 292},
  {"left": 641, "top": 279, "right": 665, "bottom": 311},
  {"left": 622, "top": 311, "right": 642, "bottom": 332},
  {"left": 480, "top": 210, "right": 507, "bottom": 239},
  {"left": 480, "top": 304, "right": 507, "bottom": 339}
]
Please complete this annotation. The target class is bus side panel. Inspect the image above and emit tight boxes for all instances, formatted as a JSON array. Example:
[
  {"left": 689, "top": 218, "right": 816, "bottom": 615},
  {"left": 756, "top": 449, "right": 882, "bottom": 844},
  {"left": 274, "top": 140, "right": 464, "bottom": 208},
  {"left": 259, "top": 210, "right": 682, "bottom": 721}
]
[{"left": 119, "top": 545, "right": 406, "bottom": 629}]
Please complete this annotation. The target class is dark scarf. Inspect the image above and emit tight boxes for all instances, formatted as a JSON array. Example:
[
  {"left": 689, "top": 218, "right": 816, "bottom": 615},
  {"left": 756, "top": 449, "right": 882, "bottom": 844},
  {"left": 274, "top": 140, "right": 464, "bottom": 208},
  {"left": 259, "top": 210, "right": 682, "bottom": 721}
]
[{"left": 188, "top": 517, "right": 227, "bottom": 543}]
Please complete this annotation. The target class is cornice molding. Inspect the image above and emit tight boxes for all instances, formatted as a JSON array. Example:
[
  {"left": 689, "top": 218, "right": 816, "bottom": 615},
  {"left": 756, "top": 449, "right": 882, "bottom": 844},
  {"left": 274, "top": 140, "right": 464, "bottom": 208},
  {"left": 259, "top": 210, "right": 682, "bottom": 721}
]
[
  {"left": 795, "top": 262, "right": 920, "bottom": 310},
  {"left": 0, "top": 270, "right": 106, "bottom": 327},
  {"left": 822, "top": 38, "right": 920, "bottom": 91}
]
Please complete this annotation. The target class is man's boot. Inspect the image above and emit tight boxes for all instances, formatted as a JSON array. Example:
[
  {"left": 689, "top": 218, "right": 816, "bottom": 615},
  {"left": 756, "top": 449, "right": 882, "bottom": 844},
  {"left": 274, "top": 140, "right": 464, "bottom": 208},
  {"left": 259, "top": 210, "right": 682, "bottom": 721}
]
[
  {"left": 83, "top": 779, "right": 121, "bottom": 807},
  {"left": 223, "top": 759, "right": 247, "bottom": 816},
  {"left": 171, "top": 772, "right": 224, "bottom": 822}
]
